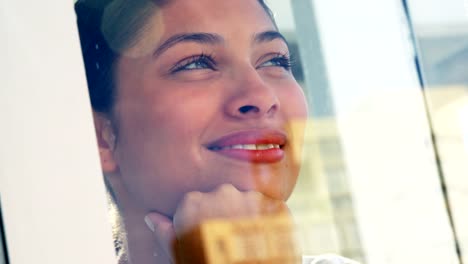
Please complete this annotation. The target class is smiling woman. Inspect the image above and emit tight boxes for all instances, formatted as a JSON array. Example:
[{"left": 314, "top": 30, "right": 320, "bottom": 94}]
[{"left": 74, "top": 0, "right": 352, "bottom": 263}]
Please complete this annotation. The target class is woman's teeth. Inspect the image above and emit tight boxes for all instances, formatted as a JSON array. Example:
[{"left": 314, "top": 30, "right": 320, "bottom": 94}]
[{"left": 215, "top": 144, "right": 281, "bottom": 150}]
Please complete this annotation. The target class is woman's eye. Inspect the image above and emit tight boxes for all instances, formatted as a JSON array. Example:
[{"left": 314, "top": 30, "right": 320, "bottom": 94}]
[
  {"left": 171, "top": 54, "right": 216, "bottom": 73},
  {"left": 259, "top": 54, "right": 293, "bottom": 71}
]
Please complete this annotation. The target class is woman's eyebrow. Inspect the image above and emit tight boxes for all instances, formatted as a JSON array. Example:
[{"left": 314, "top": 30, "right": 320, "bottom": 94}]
[
  {"left": 153, "top": 33, "right": 223, "bottom": 58},
  {"left": 253, "top": 31, "right": 289, "bottom": 46}
]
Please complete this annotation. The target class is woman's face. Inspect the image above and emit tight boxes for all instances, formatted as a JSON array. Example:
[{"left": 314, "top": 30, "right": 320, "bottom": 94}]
[{"left": 110, "top": 0, "right": 308, "bottom": 216}]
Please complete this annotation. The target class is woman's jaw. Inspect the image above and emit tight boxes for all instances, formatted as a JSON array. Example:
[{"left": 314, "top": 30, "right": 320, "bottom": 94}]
[{"left": 106, "top": 122, "right": 305, "bottom": 219}]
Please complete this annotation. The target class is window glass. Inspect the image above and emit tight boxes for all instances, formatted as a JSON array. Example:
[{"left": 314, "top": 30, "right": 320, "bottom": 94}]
[
  {"left": 71, "top": 0, "right": 464, "bottom": 262},
  {"left": 1, "top": 0, "right": 466, "bottom": 263}
]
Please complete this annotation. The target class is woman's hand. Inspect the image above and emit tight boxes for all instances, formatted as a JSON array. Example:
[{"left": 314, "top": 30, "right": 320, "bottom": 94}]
[
  {"left": 144, "top": 184, "right": 291, "bottom": 263},
  {"left": 173, "top": 184, "right": 289, "bottom": 236}
]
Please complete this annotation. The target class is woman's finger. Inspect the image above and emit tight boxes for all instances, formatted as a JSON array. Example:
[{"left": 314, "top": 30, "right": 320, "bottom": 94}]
[{"left": 144, "top": 212, "right": 177, "bottom": 263}]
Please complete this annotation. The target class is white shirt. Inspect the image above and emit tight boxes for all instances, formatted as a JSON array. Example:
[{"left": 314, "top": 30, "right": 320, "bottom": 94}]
[{"left": 303, "top": 254, "right": 360, "bottom": 264}]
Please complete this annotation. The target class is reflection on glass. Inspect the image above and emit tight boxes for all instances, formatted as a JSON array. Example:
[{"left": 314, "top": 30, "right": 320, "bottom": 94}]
[
  {"left": 287, "top": 118, "right": 364, "bottom": 262},
  {"left": 408, "top": 0, "right": 468, "bottom": 260},
  {"left": 286, "top": 0, "right": 461, "bottom": 263}
]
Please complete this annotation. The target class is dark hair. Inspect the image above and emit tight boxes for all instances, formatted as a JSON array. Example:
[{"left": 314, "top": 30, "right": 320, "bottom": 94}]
[{"left": 75, "top": 0, "right": 276, "bottom": 114}]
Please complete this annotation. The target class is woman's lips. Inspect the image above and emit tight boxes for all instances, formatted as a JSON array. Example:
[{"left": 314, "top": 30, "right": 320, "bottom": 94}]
[{"left": 206, "top": 130, "right": 286, "bottom": 163}]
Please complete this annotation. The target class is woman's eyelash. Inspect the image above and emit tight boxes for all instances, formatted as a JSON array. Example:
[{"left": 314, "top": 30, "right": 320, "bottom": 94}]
[
  {"left": 170, "top": 52, "right": 295, "bottom": 74},
  {"left": 170, "top": 53, "right": 217, "bottom": 73},
  {"left": 261, "top": 53, "right": 295, "bottom": 71}
]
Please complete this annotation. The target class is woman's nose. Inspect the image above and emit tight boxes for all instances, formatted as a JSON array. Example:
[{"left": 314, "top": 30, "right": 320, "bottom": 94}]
[{"left": 224, "top": 70, "right": 280, "bottom": 119}]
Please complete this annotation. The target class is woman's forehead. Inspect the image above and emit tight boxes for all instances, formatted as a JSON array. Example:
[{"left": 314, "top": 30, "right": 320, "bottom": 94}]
[
  {"left": 125, "top": 0, "right": 275, "bottom": 57},
  {"left": 160, "top": 0, "right": 273, "bottom": 32}
]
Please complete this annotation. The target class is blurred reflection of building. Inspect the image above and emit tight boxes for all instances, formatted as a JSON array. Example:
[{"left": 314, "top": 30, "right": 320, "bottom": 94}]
[
  {"left": 288, "top": 117, "right": 365, "bottom": 263},
  {"left": 288, "top": 86, "right": 468, "bottom": 264},
  {"left": 416, "top": 25, "right": 468, "bottom": 86},
  {"left": 270, "top": 2, "right": 468, "bottom": 262}
]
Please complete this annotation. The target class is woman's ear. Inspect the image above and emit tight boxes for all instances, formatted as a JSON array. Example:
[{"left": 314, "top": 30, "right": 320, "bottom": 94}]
[{"left": 93, "top": 112, "right": 118, "bottom": 173}]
